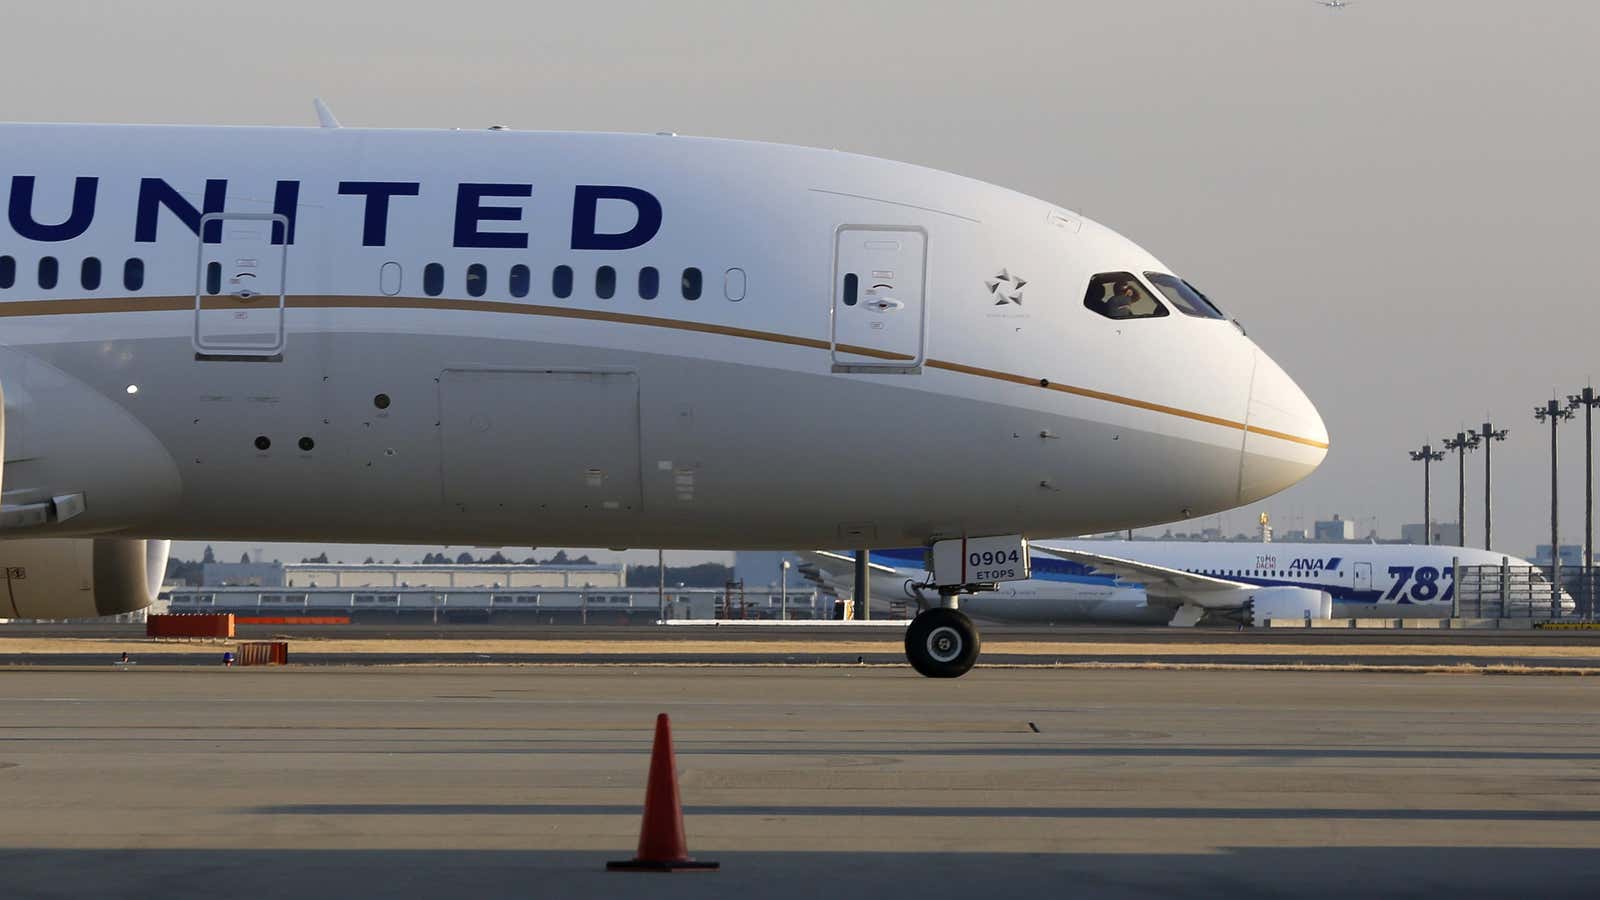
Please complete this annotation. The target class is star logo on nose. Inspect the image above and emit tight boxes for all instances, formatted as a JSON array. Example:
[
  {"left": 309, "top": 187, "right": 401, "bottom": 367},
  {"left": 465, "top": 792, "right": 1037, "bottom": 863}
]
[{"left": 986, "top": 269, "right": 1026, "bottom": 306}]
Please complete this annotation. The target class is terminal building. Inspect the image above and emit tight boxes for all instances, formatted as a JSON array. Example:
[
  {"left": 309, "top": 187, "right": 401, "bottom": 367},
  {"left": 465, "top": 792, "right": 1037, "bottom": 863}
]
[
  {"left": 164, "top": 584, "right": 823, "bottom": 623},
  {"left": 1400, "top": 523, "right": 1462, "bottom": 546},
  {"left": 166, "top": 559, "right": 822, "bottom": 622},
  {"left": 283, "top": 561, "right": 625, "bottom": 589},
  {"left": 198, "top": 559, "right": 628, "bottom": 590}
]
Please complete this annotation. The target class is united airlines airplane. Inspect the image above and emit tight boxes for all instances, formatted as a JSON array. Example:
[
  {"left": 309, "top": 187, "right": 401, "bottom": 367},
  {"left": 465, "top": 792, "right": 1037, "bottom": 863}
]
[
  {"left": 805, "top": 542, "right": 1568, "bottom": 626},
  {"left": 0, "top": 109, "right": 1326, "bottom": 675}
]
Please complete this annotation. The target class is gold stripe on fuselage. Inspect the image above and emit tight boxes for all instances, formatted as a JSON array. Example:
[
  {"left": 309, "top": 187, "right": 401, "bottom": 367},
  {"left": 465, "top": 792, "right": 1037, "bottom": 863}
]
[{"left": 0, "top": 294, "right": 1330, "bottom": 450}]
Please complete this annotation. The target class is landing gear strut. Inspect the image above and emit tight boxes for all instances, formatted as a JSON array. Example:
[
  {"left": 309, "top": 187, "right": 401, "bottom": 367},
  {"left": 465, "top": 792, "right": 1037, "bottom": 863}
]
[{"left": 905, "top": 606, "right": 981, "bottom": 678}]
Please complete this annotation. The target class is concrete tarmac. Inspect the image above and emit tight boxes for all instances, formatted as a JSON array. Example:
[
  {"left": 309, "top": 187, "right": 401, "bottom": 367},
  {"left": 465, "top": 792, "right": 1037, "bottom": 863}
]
[
  {"left": 6, "top": 623, "right": 1600, "bottom": 670},
  {"left": 2, "top": 666, "right": 1599, "bottom": 898}
]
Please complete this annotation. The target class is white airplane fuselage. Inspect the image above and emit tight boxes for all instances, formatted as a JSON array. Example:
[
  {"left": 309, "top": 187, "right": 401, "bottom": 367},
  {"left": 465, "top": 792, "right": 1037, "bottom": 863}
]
[
  {"left": 870, "top": 542, "right": 1563, "bottom": 622},
  {"left": 0, "top": 124, "right": 1327, "bottom": 550}
]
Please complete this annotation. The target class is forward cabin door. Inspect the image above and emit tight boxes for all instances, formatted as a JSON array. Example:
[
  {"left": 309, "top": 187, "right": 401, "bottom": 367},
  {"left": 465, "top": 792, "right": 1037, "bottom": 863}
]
[
  {"left": 831, "top": 226, "right": 927, "bottom": 373},
  {"left": 194, "top": 212, "right": 289, "bottom": 358},
  {"left": 1353, "top": 562, "right": 1373, "bottom": 593}
]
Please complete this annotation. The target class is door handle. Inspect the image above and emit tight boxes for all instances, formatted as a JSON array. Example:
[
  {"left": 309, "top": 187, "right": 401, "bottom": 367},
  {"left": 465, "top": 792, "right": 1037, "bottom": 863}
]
[{"left": 864, "top": 297, "right": 903, "bottom": 312}]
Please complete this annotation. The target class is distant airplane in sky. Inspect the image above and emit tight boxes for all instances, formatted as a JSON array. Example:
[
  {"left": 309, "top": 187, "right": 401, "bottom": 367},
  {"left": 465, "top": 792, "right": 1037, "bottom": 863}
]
[{"left": 1313, "top": 0, "right": 1354, "bottom": 8}]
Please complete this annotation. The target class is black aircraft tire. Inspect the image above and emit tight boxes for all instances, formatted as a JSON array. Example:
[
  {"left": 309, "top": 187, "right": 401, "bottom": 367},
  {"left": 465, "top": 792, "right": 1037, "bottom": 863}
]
[{"left": 904, "top": 608, "right": 981, "bottom": 678}]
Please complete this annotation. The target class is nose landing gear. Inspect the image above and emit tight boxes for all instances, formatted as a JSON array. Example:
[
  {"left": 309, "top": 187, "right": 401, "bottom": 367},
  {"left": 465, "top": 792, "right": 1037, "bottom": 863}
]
[
  {"left": 904, "top": 606, "right": 981, "bottom": 678},
  {"left": 900, "top": 534, "right": 1027, "bottom": 678}
]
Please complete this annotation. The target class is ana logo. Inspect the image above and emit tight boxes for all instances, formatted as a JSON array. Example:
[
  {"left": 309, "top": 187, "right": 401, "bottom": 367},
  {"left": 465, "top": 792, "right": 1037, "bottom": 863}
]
[
  {"left": 1288, "top": 557, "right": 1341, "bottom": 572},
  {"left": 986, "top": 268, "right": 1026, "bottom": 306}
]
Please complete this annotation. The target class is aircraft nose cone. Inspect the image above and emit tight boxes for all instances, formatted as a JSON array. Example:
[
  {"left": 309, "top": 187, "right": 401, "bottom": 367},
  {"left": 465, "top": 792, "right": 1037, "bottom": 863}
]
[{"left": 1238, "top": 350, "right": 1328, "bottom": 503}]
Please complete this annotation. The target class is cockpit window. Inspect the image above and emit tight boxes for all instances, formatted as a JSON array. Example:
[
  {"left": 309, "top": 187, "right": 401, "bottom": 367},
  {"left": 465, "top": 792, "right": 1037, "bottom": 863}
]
[
  {"left": 1146, "top": 272, "right": 1226, "bottom": 319},
  {"left": 1083, "top": 272, "right": 1168, "bottom": 320}
]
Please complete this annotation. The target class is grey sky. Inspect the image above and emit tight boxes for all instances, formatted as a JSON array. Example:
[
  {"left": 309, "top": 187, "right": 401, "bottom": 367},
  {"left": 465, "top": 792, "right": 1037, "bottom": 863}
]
[{"left": 5, "top": 1, "right": 1597, "bottom": 563}]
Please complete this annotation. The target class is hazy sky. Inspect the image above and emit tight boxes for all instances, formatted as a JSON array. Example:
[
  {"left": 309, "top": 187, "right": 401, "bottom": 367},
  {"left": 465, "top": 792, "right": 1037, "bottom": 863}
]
[{"left": 5, "top": 1, "right": 1597, "bottom": 564}]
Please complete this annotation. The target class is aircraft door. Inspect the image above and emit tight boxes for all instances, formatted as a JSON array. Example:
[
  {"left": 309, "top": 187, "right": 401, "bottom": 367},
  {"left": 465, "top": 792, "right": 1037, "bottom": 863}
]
[
  {"left": 194, "top": 212, "right": 288, "bottom": 357},
  {"left": 832, "top": 226, "right": 926, "bottom": 372},
  {"left": 1353, "top": 562, "right": 1373, "bottom": 593}
]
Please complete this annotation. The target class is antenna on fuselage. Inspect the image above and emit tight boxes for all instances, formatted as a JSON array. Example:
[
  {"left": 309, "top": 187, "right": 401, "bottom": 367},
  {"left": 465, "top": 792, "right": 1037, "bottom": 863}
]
[{"left": 313, "top": 98, "right": 342, "bottom": 129}]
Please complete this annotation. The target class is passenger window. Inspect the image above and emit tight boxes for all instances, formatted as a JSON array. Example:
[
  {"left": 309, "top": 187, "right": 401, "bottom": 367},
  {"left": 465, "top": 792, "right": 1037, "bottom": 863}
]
[
  {"left": 639, "top": 266, "right": 659, "bottom": 300},
  {"left": 123, "top": 258, "right": 144, "bottom": 291},
  {"left": 81, "top": 257, "right": 101, "bottom": 291},
  {"left": 553, "top": 265, "right": 573, "bottom": 299},
  {"left": 423, "top": 263, "right": 444, "bottom": 297},
  {"left": 1146, "top": 272, "right": 1225, "bottom": 319},
  {"left": 509, "top": 264, "right": 530, "bottom": 298},
  {"left": 681, "top": 267, "right": 702, "bottom": 300},
  {"left": 466, "top": 263, "right": 487, "bottom": 297},
  {"left": 0, "top": 255, "right": 14, "bottom": 289},
  {"left": 379, "top": 261, "right": 402, "bottom": 296},
  {"left": 596, "top": 265, "right": 616, "bottom": 299},
  {"left": 842, "top": 272, "right": 858, "bottom": 307},
  {"left": 38, "top": 256, "right": 58, "bottom": 290},
  {"left": 205, "top": 261, "right": 221, "bottom": 295},
  {"left": 1083, "top": 272, "right": 1167, "bottom": 320}
]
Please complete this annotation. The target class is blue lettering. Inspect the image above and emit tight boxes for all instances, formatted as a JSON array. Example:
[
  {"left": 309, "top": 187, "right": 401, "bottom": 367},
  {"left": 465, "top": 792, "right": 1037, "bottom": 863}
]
[
  {"left": 453, "top": 183, "right": 531, "bottom": 249},
  {"left": 571, "top": 185, "right": 661, "bottom": 251},
  {"left": 272, "top": 180, "right": 300, "bottom": 245},
  {"left": 338, "top": 181, "right": 420, "bottom": 247},
  {"left": 8, "top": 176, "right": 98, "bottom": 242},
  {"left": 135, "top": 178, "right": 227, "bottom": 243}
]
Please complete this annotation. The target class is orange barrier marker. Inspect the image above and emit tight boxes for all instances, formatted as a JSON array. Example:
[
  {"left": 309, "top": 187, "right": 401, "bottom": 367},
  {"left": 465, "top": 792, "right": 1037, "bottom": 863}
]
[
  {"left": 607, "top": 713, "right": 719, "bottom": 872},
  {"left": 146, "top": 613, "right": 235, "bottom": 639},
  {"left": 235, "top": 642, "right": 289, "bottom": 666}
]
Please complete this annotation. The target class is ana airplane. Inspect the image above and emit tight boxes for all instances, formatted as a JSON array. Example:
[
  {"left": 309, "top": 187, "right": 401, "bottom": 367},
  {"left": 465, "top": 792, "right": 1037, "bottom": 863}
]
[
  {"left": 804, "top": 542, "right": 1569, "bottom": 626},
  {"left": 0, "top": 107, "right": 1327, "bottom": 676}
]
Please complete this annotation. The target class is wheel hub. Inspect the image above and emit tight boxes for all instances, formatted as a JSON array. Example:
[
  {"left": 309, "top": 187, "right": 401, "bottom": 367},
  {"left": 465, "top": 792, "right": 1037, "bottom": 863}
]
[{"left": 926, "top": 626, "right": 963, "bottom": 663}]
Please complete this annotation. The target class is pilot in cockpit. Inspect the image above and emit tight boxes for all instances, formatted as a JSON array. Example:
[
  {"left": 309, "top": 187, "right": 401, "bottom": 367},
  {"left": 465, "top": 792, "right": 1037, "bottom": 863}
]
[{"left": 1106, "top": 280, "right": 1141, "bottom": 318}]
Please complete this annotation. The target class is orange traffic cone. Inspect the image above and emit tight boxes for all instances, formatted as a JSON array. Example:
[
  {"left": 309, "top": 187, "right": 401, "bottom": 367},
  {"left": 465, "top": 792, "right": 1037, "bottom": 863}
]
[{"left": 607, "top": 713, "right": 719, "bottom": 872}]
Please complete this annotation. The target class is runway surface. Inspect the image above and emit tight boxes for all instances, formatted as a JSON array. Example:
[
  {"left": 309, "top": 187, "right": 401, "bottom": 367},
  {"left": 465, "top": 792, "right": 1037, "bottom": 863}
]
[
  {"left": 4, "top": 623, "right": 1600, "bottom": 671},
  {"left": 2, "top": 665, "right": 1598, "bottom": 898}
]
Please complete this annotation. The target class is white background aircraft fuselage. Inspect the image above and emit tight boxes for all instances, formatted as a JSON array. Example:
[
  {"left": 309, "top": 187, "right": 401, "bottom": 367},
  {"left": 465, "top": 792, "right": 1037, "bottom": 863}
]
[{"left": 868, "top": 542, "right": 1559, "bottom": 622}]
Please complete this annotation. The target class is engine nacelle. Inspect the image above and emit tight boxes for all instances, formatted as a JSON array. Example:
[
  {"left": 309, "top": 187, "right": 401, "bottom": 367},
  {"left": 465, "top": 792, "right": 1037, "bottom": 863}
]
[
  {"left": 0, "top": 538, "right": 170, "bottom": 619},
  {"left": 1245, "top": 586, "right": 1332, "bottom": 626}
]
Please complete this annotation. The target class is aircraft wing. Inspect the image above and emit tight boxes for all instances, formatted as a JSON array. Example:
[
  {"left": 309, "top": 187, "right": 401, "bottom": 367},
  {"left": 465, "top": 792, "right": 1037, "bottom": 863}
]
[
  {"left": 1032, "top": 545, "right": 1248, "bottom": 609},
  {"left": 795, "top": 550, "right": 904, "bottom": 590},
  {"left": 794, "top": 550, "right": 918, "bottom": 609}
]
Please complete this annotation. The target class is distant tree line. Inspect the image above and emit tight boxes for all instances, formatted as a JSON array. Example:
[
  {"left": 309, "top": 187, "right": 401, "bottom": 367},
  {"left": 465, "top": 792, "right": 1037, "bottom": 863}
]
[
  {"left": 625, "top": 562, "right": 733, "bottom": 588},
  {"left": 163, "top": 546, "right": 656, "bottom": 587},
  {"left": 164, "top": 544, "right": 276, "bottom": 586},
  {"left": 165, "top": 557, "right": 204, "bottom": 586},
  {"left": 410, "top": 549, "right": 598, "bottom": 565}
]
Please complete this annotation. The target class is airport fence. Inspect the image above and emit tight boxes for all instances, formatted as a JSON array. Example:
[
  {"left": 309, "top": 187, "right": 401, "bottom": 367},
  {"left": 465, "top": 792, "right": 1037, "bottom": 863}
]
[{"left": 1453, "top": 562, "right": 1600, "bottom": 620}]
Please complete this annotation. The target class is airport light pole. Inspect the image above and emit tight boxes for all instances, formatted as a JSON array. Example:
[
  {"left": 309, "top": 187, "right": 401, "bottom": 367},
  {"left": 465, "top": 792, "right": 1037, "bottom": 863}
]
[
  {"left": 1535, "top": 399, "right": 1575, "bottom": 612},
  {"left": 1566, "top": 387, "right": 1599, "bottom": 616},
  {"left": 1468, "top": 422, "right": 1509, "bottom": 551},
  {"left": 780, "top": 559, "right": 790, "bottom": 621},
  {"left": 853, "top": 550, "right": 870, "bottom": 621},
  {"left": 1442, "top": 431, "right": 1480, "bottom": 547},
  {"left": 657, "top": 549, "right": 666, "bottom": 622},
  {"left": 1408, "top": 443, "right": 1444, "bottom": 545}
]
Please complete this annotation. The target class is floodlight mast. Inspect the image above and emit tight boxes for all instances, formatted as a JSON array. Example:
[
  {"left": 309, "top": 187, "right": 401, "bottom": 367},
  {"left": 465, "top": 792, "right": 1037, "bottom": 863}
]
[
  {"left": 1441, "top": 431, "right": 1480, "bottom": 547},
  {"left": 1408, "top": 443, "right": 1445, "bottom": 545},
  {"left": 1469, "top": 422, "right": 1510, "bottom": 551},
  {"left": 1535, "top": 399, "right": 1576, "bottom": 611},
  {"left": 1566, "top": 387, "right": 1599, "bottom": 616}
]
